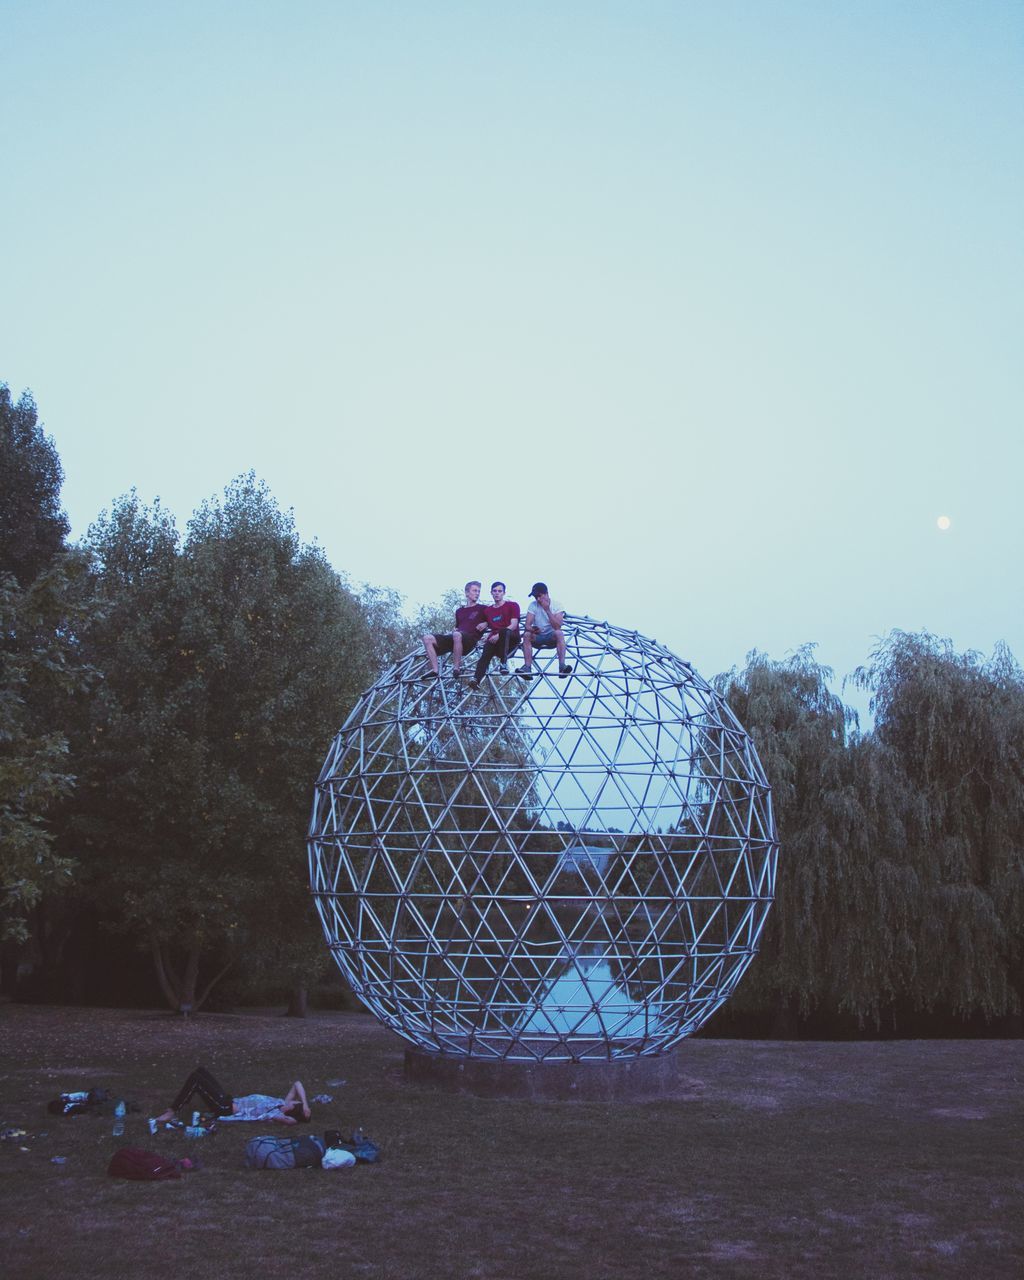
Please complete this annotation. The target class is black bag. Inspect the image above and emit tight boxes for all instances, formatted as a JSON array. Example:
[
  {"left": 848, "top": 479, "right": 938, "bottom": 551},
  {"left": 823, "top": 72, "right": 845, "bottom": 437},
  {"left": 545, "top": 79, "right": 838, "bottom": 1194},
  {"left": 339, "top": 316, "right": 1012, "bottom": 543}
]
[{"left": 47, "top": 1088, "right": 110, "bottom": 1117}]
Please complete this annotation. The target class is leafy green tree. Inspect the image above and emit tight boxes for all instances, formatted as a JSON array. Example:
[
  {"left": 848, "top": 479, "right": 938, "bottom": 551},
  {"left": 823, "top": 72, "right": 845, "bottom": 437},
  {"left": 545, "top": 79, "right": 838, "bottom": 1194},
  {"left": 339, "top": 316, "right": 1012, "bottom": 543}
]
[
  {"left": 0, "top": 385, "right": 70, "bottom": 587},
  {"left": 0, "top": 383, "right": 92, "bottom": 966},
  {"left": 0, "top": 556, "right": 94, "bottom": 941},
  {"left": 75, "top": 476, "right": 383, "bottom": 1011}
]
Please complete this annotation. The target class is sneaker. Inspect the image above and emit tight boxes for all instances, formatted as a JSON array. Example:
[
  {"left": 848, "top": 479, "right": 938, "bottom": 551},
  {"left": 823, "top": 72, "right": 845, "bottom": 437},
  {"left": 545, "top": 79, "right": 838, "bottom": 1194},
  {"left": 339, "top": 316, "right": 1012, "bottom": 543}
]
[
  {"left": 498, "top": 663, "right": 509, "bottom": 675},
  {"left": 558, "top": 664, "right": 573, "bottom": 677},
  {"left": 516, "top": 665, "right": 533, "bottom": 679},
  {"left": 421, "top": 670, "right": 439, "bottom": 681},
  {"left": 451, "top": 668, "right": 462, "bottom": 679},
  {"left": 468, "top": 680, "right": 480, "bottom": 691}
]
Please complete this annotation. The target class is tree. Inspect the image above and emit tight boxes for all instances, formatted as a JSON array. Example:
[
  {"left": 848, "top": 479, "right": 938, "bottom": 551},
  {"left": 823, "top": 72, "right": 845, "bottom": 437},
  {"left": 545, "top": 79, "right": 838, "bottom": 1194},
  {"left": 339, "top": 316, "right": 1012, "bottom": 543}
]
[
  {"left": 0, "top": 385, "right": 70, "bottom": 587},
  {"left": 0, "top": 556, "right": 93, "bottom": 941},
  {"left": 0, "top": 383, "right": 91, "bottom": 970},
  {"left": 712, "top": 633, "right": 1024, "bottom": 1034},
  {"left": 74, "top": 477, "right": 386, "bottom": 1012},
  {"left": 854, "top": 631, "right": 1024, "bottom": 1024},
  {"left": 714, "top": 647, "right": 874, "bottom": 1030}
]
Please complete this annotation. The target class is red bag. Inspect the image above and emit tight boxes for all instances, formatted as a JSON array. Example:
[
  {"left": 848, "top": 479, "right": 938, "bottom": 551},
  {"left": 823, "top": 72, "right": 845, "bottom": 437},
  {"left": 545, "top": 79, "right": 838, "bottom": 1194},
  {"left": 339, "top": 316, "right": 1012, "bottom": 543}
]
[{"left": 107, "top": 1147, "right": 181, "bottom": 1180}]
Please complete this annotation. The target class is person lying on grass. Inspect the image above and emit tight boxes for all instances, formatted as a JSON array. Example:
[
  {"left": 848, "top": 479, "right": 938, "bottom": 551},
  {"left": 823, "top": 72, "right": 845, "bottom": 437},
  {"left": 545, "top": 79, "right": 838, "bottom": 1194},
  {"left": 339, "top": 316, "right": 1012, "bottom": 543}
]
[{"left": 153, "top": 1065, "right": 311, "bottom": 1125}]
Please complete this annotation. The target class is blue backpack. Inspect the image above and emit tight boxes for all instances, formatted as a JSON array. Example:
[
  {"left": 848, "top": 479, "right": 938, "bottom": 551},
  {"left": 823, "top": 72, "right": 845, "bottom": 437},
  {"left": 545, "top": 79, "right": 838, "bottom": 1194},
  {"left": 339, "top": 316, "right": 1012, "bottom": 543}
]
[{"left": 244, "top": 1134, "right": 324, "bottom": 1170}]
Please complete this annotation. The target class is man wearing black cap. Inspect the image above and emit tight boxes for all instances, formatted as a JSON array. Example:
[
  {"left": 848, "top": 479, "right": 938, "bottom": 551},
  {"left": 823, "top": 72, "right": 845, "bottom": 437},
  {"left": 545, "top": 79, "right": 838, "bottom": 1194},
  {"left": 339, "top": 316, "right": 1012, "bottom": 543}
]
[{"left": 517, "top": 583, "right": 572, "bottom": 679}]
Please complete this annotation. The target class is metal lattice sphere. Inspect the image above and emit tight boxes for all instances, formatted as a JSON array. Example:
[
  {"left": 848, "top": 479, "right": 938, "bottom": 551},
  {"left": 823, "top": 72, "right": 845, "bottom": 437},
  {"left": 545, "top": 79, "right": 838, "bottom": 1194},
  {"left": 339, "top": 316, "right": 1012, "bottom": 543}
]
[{"left": 308, "top": 617, "right": 778, "bottom": 1062}]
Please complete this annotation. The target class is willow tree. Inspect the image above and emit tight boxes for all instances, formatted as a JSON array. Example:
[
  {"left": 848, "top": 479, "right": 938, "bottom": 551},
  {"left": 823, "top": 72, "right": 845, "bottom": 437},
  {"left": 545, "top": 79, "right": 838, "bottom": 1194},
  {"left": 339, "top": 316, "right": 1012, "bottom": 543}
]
[
  {"left": 712, "top": 647, "right": 866, "bottom": 1029},
  {"left": 854, "top": 631, "right": 1024, "bottom": 1025}
]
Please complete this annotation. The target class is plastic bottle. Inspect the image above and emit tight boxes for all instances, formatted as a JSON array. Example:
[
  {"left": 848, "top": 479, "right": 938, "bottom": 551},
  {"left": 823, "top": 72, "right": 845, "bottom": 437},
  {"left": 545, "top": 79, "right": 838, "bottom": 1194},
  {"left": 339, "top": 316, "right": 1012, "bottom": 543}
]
[{"left": 112, "top": 1100, "right": 126, "bottom": 1137}]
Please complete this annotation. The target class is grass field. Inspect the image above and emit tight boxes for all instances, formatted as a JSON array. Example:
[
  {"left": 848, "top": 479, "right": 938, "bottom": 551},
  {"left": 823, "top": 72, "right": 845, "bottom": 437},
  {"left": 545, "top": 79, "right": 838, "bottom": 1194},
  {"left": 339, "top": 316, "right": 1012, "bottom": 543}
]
[{"left": 1, "top": 1003, "right": 1021, "bottom": 1279}]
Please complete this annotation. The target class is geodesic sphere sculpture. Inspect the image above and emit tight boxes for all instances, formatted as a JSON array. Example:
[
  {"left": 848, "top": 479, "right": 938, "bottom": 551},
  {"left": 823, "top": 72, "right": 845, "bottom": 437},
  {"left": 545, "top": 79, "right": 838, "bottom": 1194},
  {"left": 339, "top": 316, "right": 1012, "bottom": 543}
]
[{"left": 308, "top": 617, "right": 778, "bottom": 1062}]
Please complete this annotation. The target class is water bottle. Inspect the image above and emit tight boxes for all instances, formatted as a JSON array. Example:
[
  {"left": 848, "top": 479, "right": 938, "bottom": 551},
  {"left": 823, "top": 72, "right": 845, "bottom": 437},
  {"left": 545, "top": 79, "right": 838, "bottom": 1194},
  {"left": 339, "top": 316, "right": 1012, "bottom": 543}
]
[{"left": 112, "top": 1100, "right": 126, "bottom": 1137}]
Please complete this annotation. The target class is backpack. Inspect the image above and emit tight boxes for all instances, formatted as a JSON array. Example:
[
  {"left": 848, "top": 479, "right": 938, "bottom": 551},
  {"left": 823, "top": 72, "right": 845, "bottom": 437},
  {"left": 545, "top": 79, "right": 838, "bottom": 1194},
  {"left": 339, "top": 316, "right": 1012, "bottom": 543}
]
[
  {"left": 330, "top": 1135, "right": 381, "bottom": 1164},
  {"left": 245, "top": 1134, "right": 324, "bottom": 1170},
  {"left": 48, "top": 1088, "right": 110, "bottom": 1117},
  {"left": 108, "top": 1148, "right": 181, "bottom": 1181}
]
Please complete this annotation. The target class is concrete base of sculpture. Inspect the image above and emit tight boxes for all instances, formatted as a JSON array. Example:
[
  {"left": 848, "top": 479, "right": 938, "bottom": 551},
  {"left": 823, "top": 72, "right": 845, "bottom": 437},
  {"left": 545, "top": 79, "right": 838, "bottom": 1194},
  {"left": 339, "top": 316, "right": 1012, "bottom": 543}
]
[{"left": 403, "top": 1047, "right": 695, "bottom": 1102}]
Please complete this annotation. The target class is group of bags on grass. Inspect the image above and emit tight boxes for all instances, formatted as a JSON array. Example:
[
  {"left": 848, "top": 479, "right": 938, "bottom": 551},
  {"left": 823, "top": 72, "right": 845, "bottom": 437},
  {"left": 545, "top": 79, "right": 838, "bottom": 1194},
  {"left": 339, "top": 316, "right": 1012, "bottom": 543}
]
[
  {"left": 46, "top": 1087, "right": 379, "bottom": 1180},
  {"left": 243, "top": 1132, "right": 379, "bottom": 1171},
  {"left": 107, "top": 1132, "right": 379, "bottom": 1180}
]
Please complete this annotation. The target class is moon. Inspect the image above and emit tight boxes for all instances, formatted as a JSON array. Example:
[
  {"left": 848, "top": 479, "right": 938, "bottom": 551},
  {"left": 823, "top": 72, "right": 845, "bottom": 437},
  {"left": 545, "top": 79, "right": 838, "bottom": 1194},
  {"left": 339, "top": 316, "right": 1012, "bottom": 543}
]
[{"left": 937, "top": 515, "right": 952, "bottom": 531}]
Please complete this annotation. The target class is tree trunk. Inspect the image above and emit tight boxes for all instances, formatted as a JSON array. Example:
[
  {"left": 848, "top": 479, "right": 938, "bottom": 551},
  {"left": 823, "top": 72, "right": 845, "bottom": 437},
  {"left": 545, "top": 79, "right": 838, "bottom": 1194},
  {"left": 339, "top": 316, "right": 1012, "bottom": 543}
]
[
  {"left": 31, "top": 898, "right": 72, "bottom": 996},
  {"left": 286, "top": 984, "right": 308, "bottom": 1018},
  {"left": 196, "top": 957, "right": 234, "bottom": 1012},
  {"left": 150, "top": 933, "right": 234, "bottom": 1014},
  {"left": 770, "top": 1000, "right": 800, "bottom": 1039},
  {"left": 150, "top": 932, "right": 185, "bottom": 1011},
  {"left": 0, "top": 940, "right": 20, "bottom": 999},
  {"left": 181, "top": 944, "right": 200, "bottom": 1013}
]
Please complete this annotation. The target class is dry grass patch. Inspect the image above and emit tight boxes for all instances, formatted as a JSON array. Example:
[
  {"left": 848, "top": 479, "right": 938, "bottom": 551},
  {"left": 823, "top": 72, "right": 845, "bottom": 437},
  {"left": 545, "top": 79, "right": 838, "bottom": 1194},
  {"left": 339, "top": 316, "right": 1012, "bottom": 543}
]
[{"left": 1, "top": 1004, "right": 1021, "bottom": 1279}]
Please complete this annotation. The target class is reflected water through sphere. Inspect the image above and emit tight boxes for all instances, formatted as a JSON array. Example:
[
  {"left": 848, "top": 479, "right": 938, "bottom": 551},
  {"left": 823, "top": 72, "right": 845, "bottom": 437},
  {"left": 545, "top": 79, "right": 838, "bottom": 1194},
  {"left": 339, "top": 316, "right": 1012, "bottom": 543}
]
[{"left": 308, "top": 617, "right": 779, "bottom": 1062}]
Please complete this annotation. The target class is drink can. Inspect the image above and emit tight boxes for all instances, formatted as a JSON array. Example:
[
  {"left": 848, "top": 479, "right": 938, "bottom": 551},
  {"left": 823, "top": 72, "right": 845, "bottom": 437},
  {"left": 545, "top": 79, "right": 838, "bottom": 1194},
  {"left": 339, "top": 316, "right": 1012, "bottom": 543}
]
[{"left": 192, "top": 1111, "right": 200, "bottom": 1127}]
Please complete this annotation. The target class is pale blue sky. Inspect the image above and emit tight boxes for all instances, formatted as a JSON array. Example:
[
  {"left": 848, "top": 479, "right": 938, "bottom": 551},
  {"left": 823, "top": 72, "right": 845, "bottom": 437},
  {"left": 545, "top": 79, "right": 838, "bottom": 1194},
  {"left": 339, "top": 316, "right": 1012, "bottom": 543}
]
[{"left": 3, "top": 1, "right": 1021, "bottom": 713}]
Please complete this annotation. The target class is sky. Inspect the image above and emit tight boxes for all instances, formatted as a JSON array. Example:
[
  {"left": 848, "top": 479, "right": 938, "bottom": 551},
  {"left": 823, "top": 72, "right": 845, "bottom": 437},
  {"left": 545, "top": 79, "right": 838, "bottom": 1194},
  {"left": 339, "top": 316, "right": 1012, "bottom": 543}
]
[{"left": 3, "top": 0, "right": 1021, "bottom": 720}]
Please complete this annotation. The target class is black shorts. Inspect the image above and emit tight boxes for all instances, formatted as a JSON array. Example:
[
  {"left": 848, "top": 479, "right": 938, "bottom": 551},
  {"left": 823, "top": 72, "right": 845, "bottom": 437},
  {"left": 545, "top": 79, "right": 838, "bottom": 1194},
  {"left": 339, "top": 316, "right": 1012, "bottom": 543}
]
[{"left": 432, "top": 631, "right": 480, "bottom": 656}]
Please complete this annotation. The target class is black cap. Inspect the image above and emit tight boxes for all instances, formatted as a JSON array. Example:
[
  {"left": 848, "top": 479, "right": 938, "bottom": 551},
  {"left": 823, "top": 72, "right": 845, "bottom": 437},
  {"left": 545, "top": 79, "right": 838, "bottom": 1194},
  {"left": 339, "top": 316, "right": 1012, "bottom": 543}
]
[{"left": 530, "top": 582, "right": 548, "bottom": 597}]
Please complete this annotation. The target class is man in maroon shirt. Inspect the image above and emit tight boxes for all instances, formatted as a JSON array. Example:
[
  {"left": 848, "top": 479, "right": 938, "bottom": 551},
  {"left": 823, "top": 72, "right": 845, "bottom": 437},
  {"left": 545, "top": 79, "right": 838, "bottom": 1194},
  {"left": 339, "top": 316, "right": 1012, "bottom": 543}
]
[
  {"left": 469, "top": 581, "right": 521, "bottom": 688},
  {"left": 422, "top": 580, "right": 490, "bottom": 679}
]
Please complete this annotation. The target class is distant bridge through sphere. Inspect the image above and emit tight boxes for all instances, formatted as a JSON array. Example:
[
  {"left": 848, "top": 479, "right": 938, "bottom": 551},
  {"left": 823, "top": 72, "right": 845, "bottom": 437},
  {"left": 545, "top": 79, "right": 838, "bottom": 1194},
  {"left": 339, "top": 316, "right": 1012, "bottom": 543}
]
[{"left": 308, "top": 616, "right": 778, "bottom": 1063}]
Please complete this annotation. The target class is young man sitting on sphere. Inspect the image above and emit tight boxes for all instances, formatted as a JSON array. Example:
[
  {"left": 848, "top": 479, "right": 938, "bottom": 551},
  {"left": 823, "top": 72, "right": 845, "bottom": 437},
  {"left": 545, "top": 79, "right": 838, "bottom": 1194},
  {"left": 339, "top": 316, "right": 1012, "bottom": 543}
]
[{"left": 517, "top": 582, "right": 572, "bottom": 679}]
